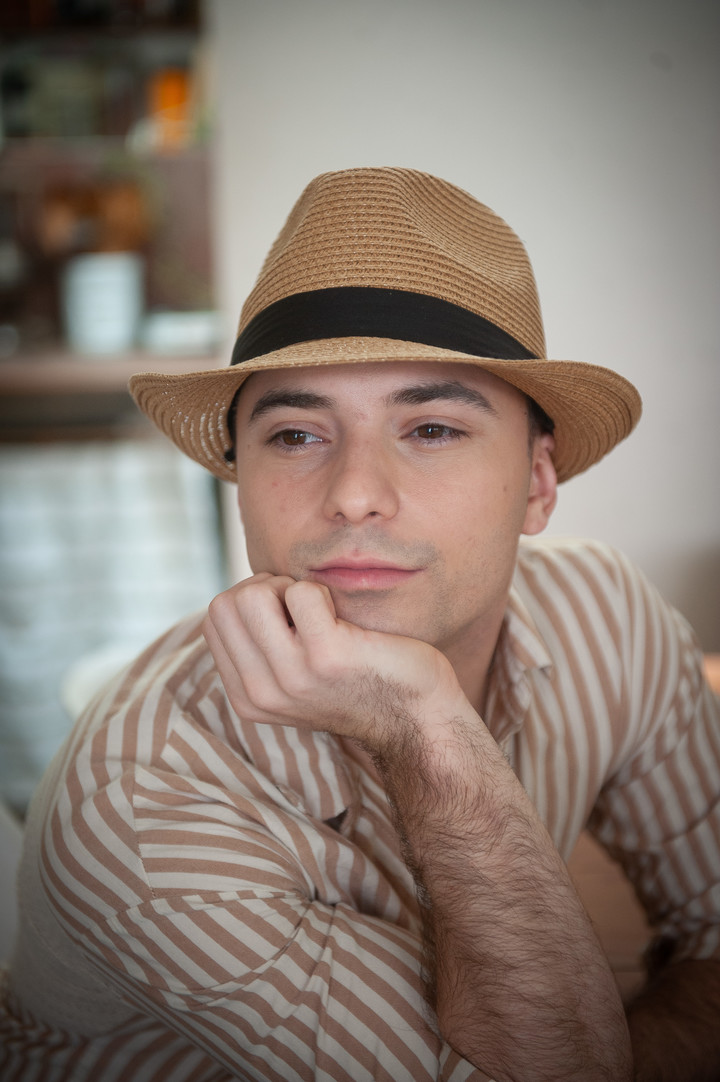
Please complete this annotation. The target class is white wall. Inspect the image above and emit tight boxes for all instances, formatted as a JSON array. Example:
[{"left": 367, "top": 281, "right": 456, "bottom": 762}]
[{"left": 207, "top": 0, "right": 720, "bottom": 648}]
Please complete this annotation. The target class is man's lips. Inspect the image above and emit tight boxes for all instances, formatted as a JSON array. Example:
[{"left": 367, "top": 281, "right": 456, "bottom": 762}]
[{"left": 309, "top": 559, "right": 421, "bottom": 591}]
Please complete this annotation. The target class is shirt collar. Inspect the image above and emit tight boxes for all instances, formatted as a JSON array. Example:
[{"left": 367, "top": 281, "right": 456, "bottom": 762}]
[{"left": 484, "top": 579, "right": 553, "bottom": 746}]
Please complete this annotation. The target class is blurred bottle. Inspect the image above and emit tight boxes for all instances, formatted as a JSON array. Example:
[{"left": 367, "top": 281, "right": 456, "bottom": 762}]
[
  {"left": 62, "top": 251, "right": 143, "bottom": 355},
  {"left": 44, "top": 179, "right": 150, "bottom": 356},
  {"left": 147, "top": 67, "right": 190, "bottom": 150}
]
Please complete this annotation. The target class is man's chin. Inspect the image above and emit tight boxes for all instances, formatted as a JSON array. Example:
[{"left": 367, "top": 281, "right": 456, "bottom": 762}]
[{"left": 330, "top": 591, "right": 421, "bottom": 641}]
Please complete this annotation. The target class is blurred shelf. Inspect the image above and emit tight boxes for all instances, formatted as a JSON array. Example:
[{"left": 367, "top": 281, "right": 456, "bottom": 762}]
[
  {"left": 0, "top": 348, "right": 220, "bottom": 392},
  {"left": 0, "top": 347, "right": 221, "bottom": 442}
]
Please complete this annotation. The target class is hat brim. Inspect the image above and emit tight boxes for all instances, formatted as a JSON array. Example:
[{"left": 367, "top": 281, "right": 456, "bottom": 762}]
[{"left": 129, "top": 336, "right": 641, "bottom": 485}]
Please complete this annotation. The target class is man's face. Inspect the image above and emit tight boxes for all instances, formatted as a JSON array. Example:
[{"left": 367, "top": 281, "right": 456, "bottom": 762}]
[{"left": 234, "top": 361, "right": 555, "bottom": 661}]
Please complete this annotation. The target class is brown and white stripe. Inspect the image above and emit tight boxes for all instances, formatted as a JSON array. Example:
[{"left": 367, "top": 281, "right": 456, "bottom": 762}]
[{"left": 1, "top": 538, "right": 718, "bottom": 1081}]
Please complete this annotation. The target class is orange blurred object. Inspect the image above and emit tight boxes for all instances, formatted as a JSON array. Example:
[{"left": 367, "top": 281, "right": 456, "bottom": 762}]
[
  {"left": 148, "top": 68, "right": 190, "bottom": 149},
  {"left": 39, "top": 181, "right": 150, "bottom": 255}
]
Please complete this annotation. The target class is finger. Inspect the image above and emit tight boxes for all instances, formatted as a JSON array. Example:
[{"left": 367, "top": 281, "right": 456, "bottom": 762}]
[
  {"left": 283, "top": 580, "right": 339, "bottom": 647},
  {"left": 227, "top": 576, "right": 298, "bottom": 658},
  {"left": 209, "top": 575, "right": 343, "bottom": 717},
  {"left": 202, "top": 613, "right": 259, "bottom": 717},
  {"left": 209, "top": 571, "right": 292, "bottom": 646},
  {"left": 202, "top": 601, "right": 285, "bottom": 692},
  {"left": 205, "top": 577, "right": 299, "bottom": 711},
  {"left": 207, "top": 575, "right": 295, "bottom": 651}
]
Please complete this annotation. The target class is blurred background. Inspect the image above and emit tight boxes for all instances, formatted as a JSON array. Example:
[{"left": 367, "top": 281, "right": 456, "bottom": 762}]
[{"left": 0, "top": 0, "right": 718, "bottom": 816}]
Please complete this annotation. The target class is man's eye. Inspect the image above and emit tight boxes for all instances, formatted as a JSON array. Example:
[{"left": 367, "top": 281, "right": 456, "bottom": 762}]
[
  {"left": 414, "top": 423, "right": 459, "bottom": 441},
  {"left": 273, "top": 430, "right": 321, "bottom": 446}
]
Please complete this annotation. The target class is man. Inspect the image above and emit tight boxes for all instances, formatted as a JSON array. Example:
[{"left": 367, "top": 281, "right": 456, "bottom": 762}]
[{"left": 2, "top": 168, "right": 718, "bottom": 1081}]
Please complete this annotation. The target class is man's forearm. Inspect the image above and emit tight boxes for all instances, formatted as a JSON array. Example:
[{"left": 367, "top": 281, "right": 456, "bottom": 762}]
[
  {"left": 372, "top": 705, "right": 633, "bottom": 1082},
  {"left": 627, "top": 958, "right": 720, "bottom": 1082}
]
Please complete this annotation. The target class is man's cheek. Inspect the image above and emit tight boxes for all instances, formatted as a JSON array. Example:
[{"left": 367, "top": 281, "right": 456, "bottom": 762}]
[{"left": 241, "top": 522, "right": 276, "bottom": 575}]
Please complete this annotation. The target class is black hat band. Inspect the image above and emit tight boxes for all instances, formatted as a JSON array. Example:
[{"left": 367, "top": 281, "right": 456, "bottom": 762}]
[{"left": 231, "top": 286, "right": 538, "bottom": 366}]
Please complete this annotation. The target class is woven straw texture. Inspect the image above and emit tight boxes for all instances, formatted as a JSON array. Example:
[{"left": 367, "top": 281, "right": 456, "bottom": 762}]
[{"left": 130, "top": 167, "right": 641, "bottom": 484}]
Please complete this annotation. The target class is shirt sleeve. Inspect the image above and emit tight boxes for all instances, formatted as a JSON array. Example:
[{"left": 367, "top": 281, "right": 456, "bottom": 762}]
[
  {"left": 90, "top": 885, "right": 493, "bottom": 1082},
  {"left": 586, "top": 548, "right": 720, "bottom": 966}
]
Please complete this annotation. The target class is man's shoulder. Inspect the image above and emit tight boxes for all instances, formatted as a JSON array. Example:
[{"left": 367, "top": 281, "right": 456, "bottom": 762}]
[
  {"left": 130, "top": 610, "right": 211, "bottom": 685},
  {"left": 515, "top": 535, "right": 635, "bottom": 586},
  {"left": 512, "top": 536, "right": 656, "bottom": 639},
  {"left": 60, "top": 610, "right": 216, "bottom": 762},
  {"left": 512, "top": 536, "right": 686, "bottom": 664}
]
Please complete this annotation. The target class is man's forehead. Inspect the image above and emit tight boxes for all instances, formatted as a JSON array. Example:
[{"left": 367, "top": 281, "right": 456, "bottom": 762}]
[{"left": 239, "top": 360, "right": 516, "bottom": 418}]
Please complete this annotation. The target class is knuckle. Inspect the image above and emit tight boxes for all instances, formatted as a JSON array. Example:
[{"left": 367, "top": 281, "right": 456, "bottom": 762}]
[
  {"left": 241, "top": 676, "right": 281, "bottom": 715},
  {"left": 284, "top": 667, "right": 315, "bottom": 699},
  {"left": 303, "top": 648, "right": 343, "bottom": 687},
  {"left": 206, "top": 591, "right": 233, "bottom": 627},
  {"left": 209, "top": 580, "right": 269, "bottom": 628},
  {"left": 233, "top": 580, "right": 264, "bottom": 609}
]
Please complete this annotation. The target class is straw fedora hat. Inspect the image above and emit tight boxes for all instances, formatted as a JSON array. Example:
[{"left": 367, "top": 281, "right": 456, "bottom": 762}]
[{"left": 129, "top": 167, "right": 641, "bottom": 483}]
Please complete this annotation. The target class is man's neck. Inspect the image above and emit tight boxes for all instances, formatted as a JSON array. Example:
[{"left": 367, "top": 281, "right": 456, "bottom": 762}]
[{"left": 440, "top": 608, "right": 506, "bottom": 719}]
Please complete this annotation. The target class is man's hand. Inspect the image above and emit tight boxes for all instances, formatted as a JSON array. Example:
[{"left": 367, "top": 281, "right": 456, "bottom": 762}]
[{"left": 202, "top": 573, "right": 462, "bottom": 750}]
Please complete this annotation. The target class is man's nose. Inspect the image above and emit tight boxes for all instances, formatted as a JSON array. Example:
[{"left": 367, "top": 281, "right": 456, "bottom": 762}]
[{"left": 322, "top": 439, "right": 400, "bottom": 524}]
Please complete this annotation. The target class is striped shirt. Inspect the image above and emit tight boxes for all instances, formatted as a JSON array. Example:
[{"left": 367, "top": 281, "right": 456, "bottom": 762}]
[{"left": 2, "top": 538, "right": 719, "bottom": 1082}]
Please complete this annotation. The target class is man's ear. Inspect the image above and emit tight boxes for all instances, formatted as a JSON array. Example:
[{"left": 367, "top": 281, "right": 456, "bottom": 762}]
[{"left": 522, "top": 433, "right": 557, "bottom": 535}]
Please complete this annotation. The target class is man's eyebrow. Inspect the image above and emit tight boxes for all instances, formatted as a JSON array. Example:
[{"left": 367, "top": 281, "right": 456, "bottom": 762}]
[
  {"left": 386, "top": 380, "right": 498, "bottom": 414},
  {"left": 248, "top": 389, "right": 336, "bottom": 423}
]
